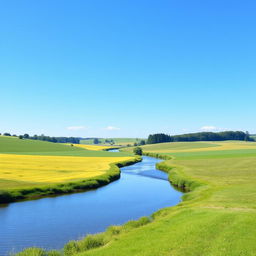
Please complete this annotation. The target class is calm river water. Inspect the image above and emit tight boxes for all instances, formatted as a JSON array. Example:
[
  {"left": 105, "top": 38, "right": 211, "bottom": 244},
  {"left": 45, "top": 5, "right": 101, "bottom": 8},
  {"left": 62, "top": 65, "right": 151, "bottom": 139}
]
[{"left": 0, "top": 154, "right": 182, "bottom": 255}]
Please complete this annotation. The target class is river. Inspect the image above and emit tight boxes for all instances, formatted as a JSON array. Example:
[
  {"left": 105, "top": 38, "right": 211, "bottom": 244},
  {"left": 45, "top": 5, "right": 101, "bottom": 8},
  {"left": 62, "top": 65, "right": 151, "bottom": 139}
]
[{"left": 0, "top": 152, "right": 182, "bottom": 255}]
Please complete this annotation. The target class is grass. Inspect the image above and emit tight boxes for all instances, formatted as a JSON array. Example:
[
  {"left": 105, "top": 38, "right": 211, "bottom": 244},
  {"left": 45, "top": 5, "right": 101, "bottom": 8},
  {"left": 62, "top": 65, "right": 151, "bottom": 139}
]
[
  {"left": 125, "top": 140, "right": 256, "bottom": 153},
  {"left": 14, "top": 140, "right": 256, "bottom": 255},
  {"left": 0, "top": 136, "right": 129, "bottom": 157}
]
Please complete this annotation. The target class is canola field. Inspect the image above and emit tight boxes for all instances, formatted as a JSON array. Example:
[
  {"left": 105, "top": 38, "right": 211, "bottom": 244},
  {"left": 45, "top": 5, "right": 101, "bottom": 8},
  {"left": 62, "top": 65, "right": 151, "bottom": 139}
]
[
  {"left": 71, "top": 144, "right": 115, "bottom": 151},
  {"left": 0, "top": 154, "right": 131, "bottom": 190},
  {"left": 0, "top": 136, "right": 131, "bottom": 192}
]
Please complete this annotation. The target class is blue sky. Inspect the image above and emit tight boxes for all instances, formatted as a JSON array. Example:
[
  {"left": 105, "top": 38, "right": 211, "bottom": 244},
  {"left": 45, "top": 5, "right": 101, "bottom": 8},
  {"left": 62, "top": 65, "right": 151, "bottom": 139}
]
[{"left": 1, "top": 0, "right": 256, "bottom": 138}]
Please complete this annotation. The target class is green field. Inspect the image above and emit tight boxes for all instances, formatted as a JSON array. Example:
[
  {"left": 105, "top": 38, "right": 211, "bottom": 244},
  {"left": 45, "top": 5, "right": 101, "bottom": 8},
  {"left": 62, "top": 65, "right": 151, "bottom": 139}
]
[
  {"left": 80, "top": 138, "right": 144, "bottom": 146},
  {"left": 35, "top": 140, "right": 255, "bottom": 256},
  {"left": 0, "top": 136, "right": 129, "bottom": 157}
]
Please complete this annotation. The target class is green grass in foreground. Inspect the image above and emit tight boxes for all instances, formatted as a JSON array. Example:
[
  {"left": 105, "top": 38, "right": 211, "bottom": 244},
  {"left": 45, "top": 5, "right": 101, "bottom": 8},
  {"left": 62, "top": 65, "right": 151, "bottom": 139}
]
[
  {"left": 15, "top": 141, "right": 256, "bottom": 256},
  {"left": 0, "top": 136, "right": 130, "bottom": 157}
]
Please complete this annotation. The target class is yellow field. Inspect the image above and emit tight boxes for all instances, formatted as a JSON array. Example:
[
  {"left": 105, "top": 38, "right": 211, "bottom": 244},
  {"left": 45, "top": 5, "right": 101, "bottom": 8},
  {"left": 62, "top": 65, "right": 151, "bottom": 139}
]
[
  {"left": 0, "top": 154, "right": 131, "bottom": 187},
  {"left": 71, "top": 144, "right": 115, "bottom": 151},
  {"left": 144, "top": 141, "right": 256, "bottom": 153}
]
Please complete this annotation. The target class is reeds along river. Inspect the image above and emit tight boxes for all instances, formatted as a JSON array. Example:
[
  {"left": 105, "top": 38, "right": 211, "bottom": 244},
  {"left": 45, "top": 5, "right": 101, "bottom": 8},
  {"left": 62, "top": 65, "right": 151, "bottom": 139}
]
[{"left": 0, "top": 152, "right": 182, "bottom": 256}]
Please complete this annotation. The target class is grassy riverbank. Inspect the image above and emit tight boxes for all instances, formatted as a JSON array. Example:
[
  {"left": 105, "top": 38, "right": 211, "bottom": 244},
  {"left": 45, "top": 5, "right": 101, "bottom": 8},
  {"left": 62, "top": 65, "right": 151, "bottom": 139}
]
[
  {"left": 14, "top": 141, "right": 256, "bottom": 255},
  {"left": 0, "top": 136, "right": 137, "bottom": 204}
]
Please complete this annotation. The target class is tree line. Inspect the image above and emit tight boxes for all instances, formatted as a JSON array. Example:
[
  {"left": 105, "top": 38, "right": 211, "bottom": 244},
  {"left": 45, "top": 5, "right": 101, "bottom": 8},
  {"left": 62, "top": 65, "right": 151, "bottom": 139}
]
[
  {"left": 147, "top": 131, "right": 253, "bottom": 144},
  {"left": 0, "top": 132, "right": 80, "bottom": 144}
]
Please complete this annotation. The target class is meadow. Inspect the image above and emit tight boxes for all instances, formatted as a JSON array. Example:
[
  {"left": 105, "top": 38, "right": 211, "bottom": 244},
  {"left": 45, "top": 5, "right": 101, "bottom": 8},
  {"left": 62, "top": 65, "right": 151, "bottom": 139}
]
[
  {"left": 0, "top": 136, "right": 136, "bottom": 203},
  {"left": 0, "top": 136, "right": 128, "bottom": 157},
  {"left": 17, "top": 140, "right": 256, "bottom": 256}
]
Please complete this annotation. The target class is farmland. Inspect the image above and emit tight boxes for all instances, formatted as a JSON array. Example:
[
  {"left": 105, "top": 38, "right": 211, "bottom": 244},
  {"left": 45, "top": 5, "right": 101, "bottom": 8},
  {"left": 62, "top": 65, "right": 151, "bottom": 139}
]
[
  {"left": 0, "top": 154, "right": 132, "bottom": 189},
  {"left": 0, "top": 136, "right": 136, "bottom": 203},
  {"left": 0, "top": 136, "right": 128, "bottom": 157},
  {"left": 4, "top": 139, "right": 256, "bottom": 256},
  {"left": 72, "top": 144, "right": 116, "bottom": 151}
]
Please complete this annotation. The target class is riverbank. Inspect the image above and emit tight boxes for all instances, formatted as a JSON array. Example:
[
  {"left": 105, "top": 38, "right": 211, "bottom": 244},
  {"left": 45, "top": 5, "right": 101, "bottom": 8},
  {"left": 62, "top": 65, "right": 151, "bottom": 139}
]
[
  {"left": 0, "top": 156, "right": 141, "bottom": 204},
  {"left": 71, "top": 142, "right": 256, "bottom": 256},
  {"left": 2, "top": 155, "right": 182, "bottom": 256}
]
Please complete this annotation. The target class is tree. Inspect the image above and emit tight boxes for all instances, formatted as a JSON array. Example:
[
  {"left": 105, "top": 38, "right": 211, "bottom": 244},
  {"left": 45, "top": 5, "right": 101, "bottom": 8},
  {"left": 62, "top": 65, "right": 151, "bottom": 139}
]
[
  {"left": 93, "top": 138, "right": 99, "bottom": 144},
  {"left": 3, "top": 133, "right": 11, "bottom": 136},
  {"left": 139, "top": 140, "right": 146, "bottom": 145},
  {"left": 23, "top": 134, "right": 29, "bottom": 139},
  {"left": 133, "top": 147, "right": 143, "bottom": 155},
  {"left": 19, "top": 135, "right": 23, "bottom": 139},
  {"left": 244, "top": 131, "right": 249, "bottom": 141},
  {"left": 147, "top": 131, "right": 248, "bottom": 144}
]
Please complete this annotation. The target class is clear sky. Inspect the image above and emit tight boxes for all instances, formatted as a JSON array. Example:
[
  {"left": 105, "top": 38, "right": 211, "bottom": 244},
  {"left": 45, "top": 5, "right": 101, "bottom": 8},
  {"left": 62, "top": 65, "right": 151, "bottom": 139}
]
[{"left": 1, "top": 0, "right": 256, "bottom": 138}]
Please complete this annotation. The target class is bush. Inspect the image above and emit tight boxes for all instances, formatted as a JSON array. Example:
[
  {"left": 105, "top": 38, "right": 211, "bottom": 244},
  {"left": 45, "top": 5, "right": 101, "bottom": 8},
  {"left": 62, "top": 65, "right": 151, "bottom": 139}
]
[
  {"left": 0, "top": 190, "right": 13, "bottom": 203},
  {"left": 133, "top": 147, "right": 143, "bottom": 155},
  {"left": 64, "top": 234, "right": 105, "bottom": 255}
]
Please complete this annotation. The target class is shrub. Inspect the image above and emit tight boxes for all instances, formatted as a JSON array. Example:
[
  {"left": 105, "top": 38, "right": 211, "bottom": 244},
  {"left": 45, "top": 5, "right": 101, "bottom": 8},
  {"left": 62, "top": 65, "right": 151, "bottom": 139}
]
[
  {"left": 133, "top": 147, "right": 143, "bottom": 155},
  {"left": 64, "top": 234, "right": 105, "bottom": 255},
  {"left": 0, "top": 190, "right": 13, "bottom": 203}
]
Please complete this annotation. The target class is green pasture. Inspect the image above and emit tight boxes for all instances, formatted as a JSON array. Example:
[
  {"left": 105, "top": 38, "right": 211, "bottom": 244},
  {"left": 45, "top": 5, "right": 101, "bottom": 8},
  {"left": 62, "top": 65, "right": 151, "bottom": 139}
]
[
  {"left": 136, "top": 141, "right": 220, "bottom": 151},
  {"left": 0, "top": 136, "right": 130, "bottom": 157}
]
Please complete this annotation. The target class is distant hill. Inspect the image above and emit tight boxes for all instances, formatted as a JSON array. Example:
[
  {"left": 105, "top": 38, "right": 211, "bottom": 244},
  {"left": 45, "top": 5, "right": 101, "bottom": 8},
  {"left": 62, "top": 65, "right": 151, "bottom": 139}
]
[{"left": 80, "top": 138, "right": 145, "bottom": 146}]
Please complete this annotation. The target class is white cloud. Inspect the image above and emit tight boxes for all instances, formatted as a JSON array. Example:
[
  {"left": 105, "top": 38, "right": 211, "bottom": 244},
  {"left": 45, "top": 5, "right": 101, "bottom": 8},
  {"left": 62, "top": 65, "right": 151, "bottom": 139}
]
[
  {"left": 104, "top": 126, "right": 120, "bottom": 131},
  {"left": 200, "top": 126, "right": 228, "bottom": 132},
  {"left": 200, "top": 126, "right": 217, "bottom": 132},
  {"left": 67, "top": 126, "right": 87, "bottom": 131}
]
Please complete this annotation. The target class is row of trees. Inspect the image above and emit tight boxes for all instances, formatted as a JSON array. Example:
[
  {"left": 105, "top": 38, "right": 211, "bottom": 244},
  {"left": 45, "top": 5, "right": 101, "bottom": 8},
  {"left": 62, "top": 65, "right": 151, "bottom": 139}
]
[
  {"left": 147, "top": 131, "right": 253, "bottom": 144},
  {"left": 1, "top": 132, "right": 80, "bottom": 144},
  {"left": 93, "top": 138, "right": 115, "bottom": 145},
  {"left": 20, "top": 134, "right": 80, "bottom": 144}
]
